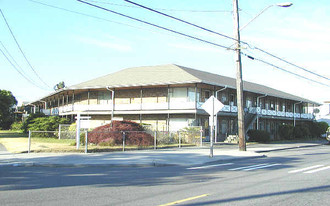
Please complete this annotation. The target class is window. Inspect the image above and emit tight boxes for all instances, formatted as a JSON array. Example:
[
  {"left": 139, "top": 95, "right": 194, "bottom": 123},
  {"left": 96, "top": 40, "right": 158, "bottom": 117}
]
[
  {"left": 188, "top": 88, "right": 196, "bottom": 102},
  {"left": 169, "top": 88, "right": 188, "bottom": 102},
  {"left": 270, "top": 100, "right": 275, "bottom": 110},
  {"left": 229, "top": 94, "right": 235, "bottom": 106},
  {"left": 97, "top": 91, "right": 111, "bottom": 104},
  {"left": 205, "top": 90, "right": 211, "bottom": 100},
  {"left": 259, "top": 99, "right": 263, "bottom": 108},
  {"left": 287, "top": 103, "right": 292, "bottom": 112},
  {"left": 221, "top": 93, "right": 227, "bottom": 104},
  {"left": 246, "top": 97, "right": 252, "bottom": 108},
  {"left": 265, "top": 100, "right": 269, "bottom": 110}
]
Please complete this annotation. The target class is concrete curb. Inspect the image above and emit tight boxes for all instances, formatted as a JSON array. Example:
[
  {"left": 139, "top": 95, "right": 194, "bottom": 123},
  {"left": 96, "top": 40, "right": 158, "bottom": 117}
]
[
  {"left": 254, "top": 143, "right": 325, "bottom": 153},
  {"left": 0, "top": 143, "right": 325, "bottom": 168},
  {"left": 0, "top": 154, "right": 266, "bottom": 168},
  {"left": 0, "top": 163, "right": 175, "bottom": 168}
]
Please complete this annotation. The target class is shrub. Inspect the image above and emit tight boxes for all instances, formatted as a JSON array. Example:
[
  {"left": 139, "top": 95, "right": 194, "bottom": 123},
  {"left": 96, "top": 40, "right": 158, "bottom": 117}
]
[
  {"left": 10, "top": 121, "right": 23, "bottom": 131},
  {"left": 309, "top": 121, "right": 329, "bottom": 138},
  {"left": 247, "top": 130, "right": 271, "bottom": 143},
  {"left": 88, "top": 121, "right": 153, "bottom": 146},
  {"left": 27, "top": 116, "right": 70, "bottom": 137},
  {"left": 278, "top": 124, "right": 294, "bottom": 140},
  {"left": 178, "top": 127, "right": 201, "bottom": 144},
  {"left": 22, "top": 113, "right": 46, "bottom": 133},
  {"left": 28, "top": 116, "right": 70, "bottom": 131},
  {"left": 294, "top": 124, "right": 311, "bottom": 139}
]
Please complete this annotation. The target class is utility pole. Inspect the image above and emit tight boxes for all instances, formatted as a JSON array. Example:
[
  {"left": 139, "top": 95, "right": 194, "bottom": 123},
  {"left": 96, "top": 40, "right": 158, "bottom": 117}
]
[{"left": 233, "top": 0, "right": 246, "bottom": 151}]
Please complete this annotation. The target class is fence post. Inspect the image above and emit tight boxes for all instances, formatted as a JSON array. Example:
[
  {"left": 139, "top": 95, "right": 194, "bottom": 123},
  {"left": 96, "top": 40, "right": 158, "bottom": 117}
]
[
  {"left": 154, "top": 130, "right": 157, "bottom": 150},
  {"left": 85, "top": 131, "right": 88, "bottom": 154},
  {"left": 58, "top": 124, "right": 61, "bottom": 139},
  {"left": 200, "top": 129, "right": 203, "bottom": 147},
  {"left": 28, "top": 130, "right": 31, "bottom": 153},
  {"left": 178, "top": 132, "right": 181, "bottom": 148},
  {"left": 122, "top": 132, "right": 125, "bottom": 152}
]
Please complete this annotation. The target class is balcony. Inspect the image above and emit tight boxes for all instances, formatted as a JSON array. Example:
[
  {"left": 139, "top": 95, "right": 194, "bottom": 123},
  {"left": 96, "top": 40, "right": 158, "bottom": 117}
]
[{"left": 47, "top": 102, "right": 314, "bottom": 120}]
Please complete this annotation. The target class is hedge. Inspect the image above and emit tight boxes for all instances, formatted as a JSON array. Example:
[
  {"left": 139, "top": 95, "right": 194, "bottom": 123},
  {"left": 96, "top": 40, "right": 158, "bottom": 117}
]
[{"left": 247, "top": 130, "right": 271, "bottom": 143}]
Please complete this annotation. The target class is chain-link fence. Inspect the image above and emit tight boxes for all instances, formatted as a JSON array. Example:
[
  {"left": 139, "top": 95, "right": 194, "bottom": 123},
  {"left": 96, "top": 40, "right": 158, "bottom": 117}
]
[
  {"left": 58, "top": 124, "right": 75, "bottom": 139},
  {"left": 27, "top": 128, "right": 204, "bottom": 153}
]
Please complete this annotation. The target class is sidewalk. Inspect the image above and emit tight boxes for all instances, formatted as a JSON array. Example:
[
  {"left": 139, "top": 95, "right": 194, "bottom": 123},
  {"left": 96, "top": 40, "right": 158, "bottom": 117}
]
[{"left": 0, "top": 141, "right": 326, "bottom": 167}]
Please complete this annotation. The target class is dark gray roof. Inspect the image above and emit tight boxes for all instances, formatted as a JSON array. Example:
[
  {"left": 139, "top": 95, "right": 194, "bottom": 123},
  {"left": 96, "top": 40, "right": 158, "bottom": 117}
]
[{"left": 57, "top": 64, "right": 320, "bottom": 105}]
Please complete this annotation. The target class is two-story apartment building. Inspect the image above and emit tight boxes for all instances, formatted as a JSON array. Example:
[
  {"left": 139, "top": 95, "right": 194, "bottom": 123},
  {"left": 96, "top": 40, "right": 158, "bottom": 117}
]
[{"left": 31, "top": 64, "right": 320, "bottom": 141}]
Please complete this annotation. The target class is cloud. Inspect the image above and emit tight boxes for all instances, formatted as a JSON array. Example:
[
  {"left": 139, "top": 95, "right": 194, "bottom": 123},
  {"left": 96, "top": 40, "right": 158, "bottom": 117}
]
[{"left": 76, "top": 36, "right": 133, "bottom": 52}]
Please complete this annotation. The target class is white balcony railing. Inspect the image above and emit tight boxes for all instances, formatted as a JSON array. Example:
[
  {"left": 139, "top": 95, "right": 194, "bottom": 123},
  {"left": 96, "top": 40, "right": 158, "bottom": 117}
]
[
  {"left": 41, "top": 109, "right": 51, "bottom": 115},
  {"left": 52, "top": 102, "right": 314, "bottom": 120},
  {"left": 170, "top": 101, "right": 195, "bottom": 110},
  {"left": 142, "top": 102, "right": 168, "bottom": 110}
]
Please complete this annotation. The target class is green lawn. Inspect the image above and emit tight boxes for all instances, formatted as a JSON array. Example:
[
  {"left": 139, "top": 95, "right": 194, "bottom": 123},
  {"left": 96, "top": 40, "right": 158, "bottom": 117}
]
[{"left": 0, "top": 130, "right": 27, "bottom": 138}]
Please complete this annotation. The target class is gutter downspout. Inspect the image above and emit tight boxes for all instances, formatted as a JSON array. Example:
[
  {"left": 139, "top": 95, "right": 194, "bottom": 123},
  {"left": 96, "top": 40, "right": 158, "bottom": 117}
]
[
  {"left": 256, "top": 94, "right": 267, "bottom": 130},
  {"left": 294, "top": 101, "right": 303, "bottom": 127},
  {"left": 106, "top": 86, "right": 115, "bottom": 128},
  {"left": 215, "top": 86, "right": 228, "bottom": 142}
]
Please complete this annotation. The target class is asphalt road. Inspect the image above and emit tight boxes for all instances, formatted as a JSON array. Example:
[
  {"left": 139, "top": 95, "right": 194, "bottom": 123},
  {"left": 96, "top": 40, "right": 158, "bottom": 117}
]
[{"left": 0, "top": 145, "right": 329, "bottom": 206}]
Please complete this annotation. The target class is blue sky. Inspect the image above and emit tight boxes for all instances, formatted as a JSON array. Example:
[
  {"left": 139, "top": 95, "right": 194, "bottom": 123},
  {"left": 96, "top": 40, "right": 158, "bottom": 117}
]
[{"left": 0, "top": 0, "right": 329, "bottom": 105}]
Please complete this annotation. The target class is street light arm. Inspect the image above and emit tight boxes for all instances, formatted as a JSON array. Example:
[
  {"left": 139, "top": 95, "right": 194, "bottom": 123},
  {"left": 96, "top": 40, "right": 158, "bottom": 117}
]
[
  {"left": 240, "top": 2, "right": 292, "bottom": 31},
  {"left": 240, "top": 5, "right": 273, "bottom": 31}
]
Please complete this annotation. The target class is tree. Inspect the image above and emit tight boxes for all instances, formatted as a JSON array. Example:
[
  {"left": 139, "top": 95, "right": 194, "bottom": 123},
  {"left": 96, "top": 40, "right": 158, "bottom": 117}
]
[
  {"left": 53, "top": 81, "right": 65, "bottom": 91},
  {"left": 0, "top": 90, "right": 17, "bottom": 129}
]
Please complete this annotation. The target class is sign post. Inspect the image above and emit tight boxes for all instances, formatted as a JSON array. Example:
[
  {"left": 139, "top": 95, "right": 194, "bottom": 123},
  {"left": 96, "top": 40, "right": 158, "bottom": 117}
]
[
  {"left": 201, "top": 95, "right": 224, "bottom": 157},
  {"left": 75, "top": 114, "right": 91, "bottom": 150}
]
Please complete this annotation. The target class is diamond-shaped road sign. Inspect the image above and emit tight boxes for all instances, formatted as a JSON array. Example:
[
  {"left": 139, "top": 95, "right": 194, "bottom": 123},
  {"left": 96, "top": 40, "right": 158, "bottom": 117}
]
[{"left": 201, "top": 95, "right": 224, "bottom": 116}]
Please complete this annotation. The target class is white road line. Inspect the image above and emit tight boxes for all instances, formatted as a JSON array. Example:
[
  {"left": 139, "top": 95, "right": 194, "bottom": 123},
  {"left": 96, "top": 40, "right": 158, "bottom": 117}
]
[
  {"left": 228, "top": 163, "right": 268, "bottom": 171},
  {"left": 243, "top": 163, "right": 282, "bottom": 171},
  {"left": 288, "top": 165, "right": 324, "bottom": 174},
  {"left": 304, "top": 166, "right": 330, "bottom": 174},
  {"left": 187, "top": 163, "right": 233, "bottom": 170}
]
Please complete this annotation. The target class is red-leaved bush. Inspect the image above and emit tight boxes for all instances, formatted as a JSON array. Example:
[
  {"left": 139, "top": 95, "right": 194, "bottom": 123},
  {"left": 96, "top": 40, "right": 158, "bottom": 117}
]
[{"left": 88, "top": 121, "right": 153, "bottom": 146}]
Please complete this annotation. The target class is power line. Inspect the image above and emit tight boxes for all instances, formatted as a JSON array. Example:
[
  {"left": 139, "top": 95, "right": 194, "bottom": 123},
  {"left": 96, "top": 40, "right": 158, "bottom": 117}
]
[
  {"left": 0, "top": 46, "right": 48, "bottom": 90},
  {"left": 242, "top": 52, "right": 330, "bottom": 88},
  {"left": 79, "top": 0, "right": 330, "bottom": 87},
  {"left": 0, "top": 8, "right": 51, "bottom": 89},
  {"left": 0, "top": 41, "right": 26, "bottom": 75},
  {"left": 124, "top": 0, "right": 330, "bottom": 83},
  {"left": 87, "top": 0, "right": 232, "bottom": 13},
  {"left": 124, "top": 0, "right": 244, "bottom": 45},
  {"left": 28, "top": 0, "right": 181, "bottom": 39},
  {"left": 77, "top": 0, "right": 232, "bottom": 50},
  {"left": 253, "top": 47, "right": 330, "bottom": 81},
  {"left": 28, "top": 0, "right": 141, "bottom": 30}
]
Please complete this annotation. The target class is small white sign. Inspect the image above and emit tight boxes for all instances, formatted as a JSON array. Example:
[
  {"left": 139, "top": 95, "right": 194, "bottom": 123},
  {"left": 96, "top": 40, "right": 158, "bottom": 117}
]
[
  {"left": 80, "top": 120, "right": 90, "bottom": 129},
  {"left": 201, "top": 95, "right": 225, "bottom": 116}
]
